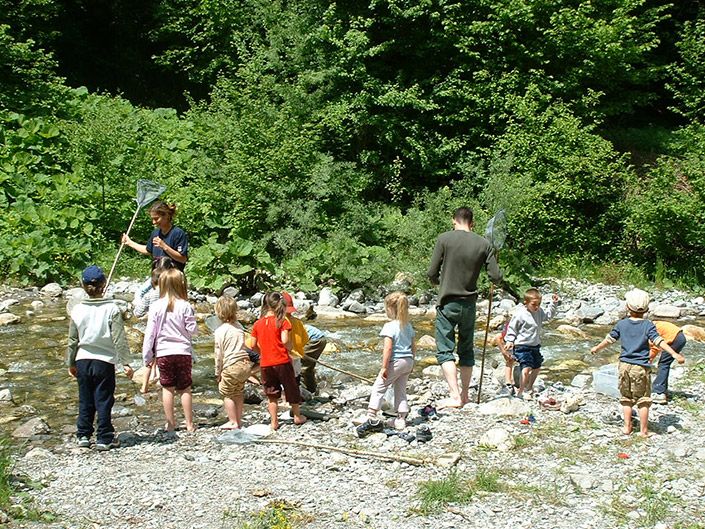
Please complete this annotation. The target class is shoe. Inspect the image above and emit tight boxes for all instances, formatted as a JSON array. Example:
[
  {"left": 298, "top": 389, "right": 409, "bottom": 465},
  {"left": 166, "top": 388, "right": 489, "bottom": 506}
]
[
  {"left": 76, "top": 436, "right": 91, "bottom": 448},
  {"left": 95, "top": 439, "right": 120, "bottom": 451},
  {"left": 356, "top": 420, "right": 383, "bottom": 438},
  {"left": 382, "top": 429, "right": 416, "bottom": 443},
  {"left": 652, "top": 393, "right": 668, "bottom": 405},
  {"left": 416, "top": 425, "right": 432, "bottom": 443},
  {"left": 504, "top": 384, "right": 516, "bottom": 397},
  {"left": 418, "top": 405, "right": 439, "bottom": 420}
]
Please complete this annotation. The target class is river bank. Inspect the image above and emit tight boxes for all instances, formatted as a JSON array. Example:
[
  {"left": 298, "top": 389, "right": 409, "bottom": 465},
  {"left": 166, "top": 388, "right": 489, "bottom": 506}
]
[{"left": 1, "top": 278, "right": 705, "bottom": 528}]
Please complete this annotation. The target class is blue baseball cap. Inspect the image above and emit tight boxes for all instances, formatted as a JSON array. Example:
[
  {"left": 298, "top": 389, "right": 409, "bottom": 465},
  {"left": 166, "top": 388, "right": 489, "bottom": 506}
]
[{"left": 82, "top": 265, "right": 106, "bottom": 284}]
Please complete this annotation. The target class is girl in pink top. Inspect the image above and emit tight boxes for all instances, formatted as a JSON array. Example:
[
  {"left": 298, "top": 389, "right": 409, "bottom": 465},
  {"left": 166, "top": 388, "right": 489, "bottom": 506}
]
[{"left": 143, "top": 269, "right": 198, "bottom": 432}]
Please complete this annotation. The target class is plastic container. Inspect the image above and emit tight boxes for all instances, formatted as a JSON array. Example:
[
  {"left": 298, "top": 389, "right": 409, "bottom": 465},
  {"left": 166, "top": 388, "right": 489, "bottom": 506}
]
[{"left": 592, "top": 364, "right": 620, "bottom": 398}]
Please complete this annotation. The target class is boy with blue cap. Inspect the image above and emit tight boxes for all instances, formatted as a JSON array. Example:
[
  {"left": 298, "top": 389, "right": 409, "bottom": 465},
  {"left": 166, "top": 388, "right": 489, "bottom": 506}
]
[{"left": 67, "top": 265, "right": 134, "bottom": 450}]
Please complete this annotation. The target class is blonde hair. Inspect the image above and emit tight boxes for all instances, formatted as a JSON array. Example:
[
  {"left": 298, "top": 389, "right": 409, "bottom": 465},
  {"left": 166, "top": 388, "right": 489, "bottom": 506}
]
[
  {"left": 524, "top": 288, "right": 541, "bottom": 304},
  {"left": 215, "top": 296, "right": 238, "bottom": 324},
  {"left": 262, "top": 292, "right": 286, "bottom": 328},
  {"left": 385, "top": 291, "right": 409, "bottom": 327},
  {"left": 159, "top": 268, "right": 188, "bottom": 311}
]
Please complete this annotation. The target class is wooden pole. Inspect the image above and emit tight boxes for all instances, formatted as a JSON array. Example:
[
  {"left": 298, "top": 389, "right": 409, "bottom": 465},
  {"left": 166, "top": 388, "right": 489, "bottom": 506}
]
[
  {"left": 105, "top": 206, "right": 142, "bottom": 293},
  {"left": 476, "top": 282, "right": 495, "bottom": 404}
]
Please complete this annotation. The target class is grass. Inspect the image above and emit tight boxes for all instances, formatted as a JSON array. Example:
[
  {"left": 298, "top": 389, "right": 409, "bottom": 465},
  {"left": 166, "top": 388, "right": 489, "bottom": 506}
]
[
  {"left": 0, "top": 438, "right": 56, "bottom": 523},
  {"left": 415, "top": 468, "right": 508, "bottom": 514},
  {"left": 223, "top": 501, "right": 309, "bottom": 529},
  {"left": 671, "top": 395, "right": 702, "bottom": 414}
]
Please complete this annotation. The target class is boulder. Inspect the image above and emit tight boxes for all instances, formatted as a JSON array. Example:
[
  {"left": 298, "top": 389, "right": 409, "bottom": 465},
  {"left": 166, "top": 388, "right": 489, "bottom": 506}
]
[
  {"left": 681, "top": 324, "right": 705, "bottom": 342},
  {"left": 577, "top": 306, "right": 604, "bottom": 323},
  {"left": 479, "top": 427, "right": 515, "bottom": 452},
  {"left": 41, "top": 283, "right": 63, "bottom": 298},
  {"left": 416, "top": 355, "right": 437, "bottom": 367},
  {"left": 0, "top": 388, "right": 12, "bottom": 402},
  {"left": 30, "top": 300, "right": 44, "bottom": 310},
  {"left": 344, "top": 301, "right": 367, "bottom": 314},
  {"left": 222, "top": 286, "right": 239, "bottom": 298},
  {"left": 416, "top": 335, "right": 436, "bottom": 349},
  {"left": 0, "top": 313, "right": 20, "bottom": 326},
  {"left": 318, "top": 288, "right": 339, "bottom": 307},
  {"left": 408, "top": 306, "right": 427, "bottom": 316},
  {"left": 557, "top": 325, "right": 588, "bottom": 340},
  {"left": 12, "top": 417, "right": 50, "bottom": 438},
  {"left": 488, "top": 314, "right": 506, "bottom": 330},
  {"left": 570, "top": 374, "right": 592, "bottom": 389},
  {"left": 478, "top": 397, "right": 530, "bottom": 416},
  {"left": 422, "top": 365, "right": 444, "bottom": 379},
  {"left": 651, "top": 304, "right": 682, "bottom": 319}
]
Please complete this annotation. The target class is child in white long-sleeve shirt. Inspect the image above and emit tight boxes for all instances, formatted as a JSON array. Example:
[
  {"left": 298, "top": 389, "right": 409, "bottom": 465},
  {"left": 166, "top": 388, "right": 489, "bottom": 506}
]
[{"left": 504, "top": 288, "right": 559, "bottom": 400}]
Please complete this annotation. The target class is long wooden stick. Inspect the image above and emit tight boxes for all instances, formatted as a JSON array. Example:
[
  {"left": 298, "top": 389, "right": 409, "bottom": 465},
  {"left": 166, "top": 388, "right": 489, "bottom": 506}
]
[
  {"left": 311, "top": 357, "right": 375, "bottom": 385},
  {"left": 476, "top": 282, "right": 495, "bottom": 404},
  {"left": 257, "top": 438, "right": 429, "bottom": 466},
  {"left": 105, "top": 206, "right": 142, "bottom": 292}
]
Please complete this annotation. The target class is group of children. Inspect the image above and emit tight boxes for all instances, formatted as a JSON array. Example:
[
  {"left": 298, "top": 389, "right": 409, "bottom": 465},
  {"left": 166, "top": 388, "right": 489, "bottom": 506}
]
[{"left": 67, "top": 260, "right": 688, "bottom": 449}]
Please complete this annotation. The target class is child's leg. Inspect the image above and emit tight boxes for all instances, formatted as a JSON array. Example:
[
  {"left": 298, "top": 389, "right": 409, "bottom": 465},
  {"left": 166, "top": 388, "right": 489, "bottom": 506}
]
[
  {"left": 527, "top": 367, "right": 541, "bottom": 392},
  {"left": 622, "top": 405, "right": 633, "bottom": 435},
  {"left": 180, "top": 387, "right": 195, "bottom": 431},
  {"left": 75, "top": 360, "right": 97, "bottom": 440},
  {"left": 234, "top": 395, "right": 244, "bottom": 428},
  {"left": 637, "top": 405, "right": 651, "bottom": 436},
  {"left": 367, "top": 369, "right": 393, "bottom": 422},
  {"left": 267, "top": 395, "right": 279, "bottom": 430},
  {"left": 290, "top": 403, "right": 307, "bottom": 425},
  {"left": 517, "top": 367, "right": 531, "bottom": 396},
  {"left": 93, "top": 361, "right": 117, "bottom": 444},
  {"left": 223, "top": 398, "right": 238, "bottom": 425},
  {"left": 391, "top": 358, "right": 414, "bottom": 424},
  {"left": 162, "top": 386, "right": 176, "bottom": 431}
]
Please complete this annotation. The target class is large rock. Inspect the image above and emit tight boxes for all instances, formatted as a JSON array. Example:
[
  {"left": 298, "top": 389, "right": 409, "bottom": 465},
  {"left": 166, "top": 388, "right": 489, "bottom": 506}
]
[
  {"left": 488, "top": 314, "right": 506, "bottom": 330},
  {"left": 0, "top": 313, "right": 20, "bottom": 326},
  {"left": 478, "top": 397, "right": 530, "bottom": 416},
  {"left": 577, "top": 305, "right": 604, "bottom": 323},
  {"left": 479, "top": 427, "right": 515, "bottom": 452},
  {"left": 40, "top": 283, "right": 63, "bottom": 298},
  {"left": 422, "top": 365, "right": 444, "bottom": 379},
  {"left": 317, "top": 287, "right": 339, "bottom": 307},
  {"left": 570, "top": 374, "right": 592, "bottom": 389},
  {"left": 652, "top": 304, "right": 682, "bottom": 319},
  {"left": 557, "top": 325, "right": 588, "bottom": 340},
  {"left": 344, "top": 301, "right": 367, "bottom": 314},
  {"left": 681, "top": 324, "right": 705, "bottom": 342},
  {"left": 416, "top": 335, "right": 436, "bottom": 349},
  {"left": 0, "top": 388, "right": 12, "bottom": 402},
  {"left": 12, "top": 417, "right": 50, "bottom": 438}
]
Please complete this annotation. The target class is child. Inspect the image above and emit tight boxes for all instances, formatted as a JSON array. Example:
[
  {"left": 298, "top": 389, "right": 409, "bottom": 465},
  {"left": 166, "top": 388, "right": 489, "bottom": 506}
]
[
  {"left": 281, "top": 291, "right": 309, "bottom": 386},
  {"left": 143, "top": 268, "right": 198, "bottom": 432},
  {"left": 133, "top": 257, "right": 174, "bottom": 318},
  {"left": 504, "top": 288, "right": 560, "bottom": 400},
  {"left": 302, "top": 312, "right": 327, "bottom": 394},
  {"left": 249, "top": 292, "right": 307, "bottom": 430},
  {"left": 214, "top": 296, "right": 252, "bottom": 429},
  {"left": 357, "top": 292, "right": 416, "bottom": 437},
  {"left": 650, "top": 321, "right": 687, "bottom": 404},
  {"left": 496, "top": 317, "right": 515, "bottom": 395},
  {"left": 591, "top": 289, "right": 685, "bottom": 437},
  {"left": 67, "top": 265, "right": 134, "bottom": 450}
]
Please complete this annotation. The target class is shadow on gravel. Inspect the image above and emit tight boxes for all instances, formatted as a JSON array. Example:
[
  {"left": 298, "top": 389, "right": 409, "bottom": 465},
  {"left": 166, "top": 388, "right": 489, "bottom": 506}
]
[{"left": 117, "top": 431, "right": 179, "bottom": 447}]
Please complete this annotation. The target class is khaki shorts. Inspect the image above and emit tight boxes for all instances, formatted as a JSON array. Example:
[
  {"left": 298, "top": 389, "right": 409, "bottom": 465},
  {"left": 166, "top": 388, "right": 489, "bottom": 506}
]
[
  {"left": 218, "top": 360, "right": 252, "bottom": 399},
  {"left": 618, "top": 361, "right": 651, "bottom": 408}
]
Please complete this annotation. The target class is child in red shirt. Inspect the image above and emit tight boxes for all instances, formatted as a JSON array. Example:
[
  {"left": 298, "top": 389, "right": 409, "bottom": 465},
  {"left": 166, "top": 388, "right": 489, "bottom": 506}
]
[{"left": 249, "top": 292, "right": 307, "bottom": 430}]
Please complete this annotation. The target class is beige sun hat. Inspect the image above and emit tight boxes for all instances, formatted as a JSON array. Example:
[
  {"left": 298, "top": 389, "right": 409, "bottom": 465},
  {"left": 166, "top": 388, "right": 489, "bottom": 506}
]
[{"left": 625, "top": 288, "right": 650, "bottom": 313}]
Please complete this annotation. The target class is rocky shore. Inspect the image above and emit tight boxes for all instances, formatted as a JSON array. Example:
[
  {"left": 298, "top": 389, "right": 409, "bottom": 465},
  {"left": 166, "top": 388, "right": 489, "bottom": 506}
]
[{"left": 2, "top": 277, "right": 705, "bottom": 528}]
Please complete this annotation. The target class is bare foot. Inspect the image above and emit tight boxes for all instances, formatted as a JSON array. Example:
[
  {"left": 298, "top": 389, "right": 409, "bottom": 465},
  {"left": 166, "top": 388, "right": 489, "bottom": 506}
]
[
  {"left": 437, "top": 397, "right": 463, "bottom": 409},
  {"left": 164, "top": 422, "right": 175, "bottom": 432},
  {"left": 185, "top": 424, "right": 197, "bottom": 433},
  {"left": 294, "top": 415, "right": 308, "bottom": 425},
  {"left": 639, "top": 431, "right": 654, "bottom": 438},
  {"left": 270, "top": 421, "right": 279, "bottom": 431},
  {"left": 622, "top": 427, "right": 633, "bottom": 435}
]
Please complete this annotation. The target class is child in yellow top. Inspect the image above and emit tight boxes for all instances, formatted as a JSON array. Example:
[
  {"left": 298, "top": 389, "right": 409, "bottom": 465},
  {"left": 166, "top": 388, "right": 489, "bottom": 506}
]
[{"left": 282, "top": 291, "right": 309, "bottom": 384}]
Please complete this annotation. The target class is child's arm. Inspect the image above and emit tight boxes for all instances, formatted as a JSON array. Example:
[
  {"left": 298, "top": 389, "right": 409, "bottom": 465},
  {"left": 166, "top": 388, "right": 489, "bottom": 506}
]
[
  {"left": 184, "top": 304, "right": 198, "bottom": 337},
  {"left": 380, "top": 337, "right": 393, "bottom": 379},
  {"left": 591, "top": 336, "right": 614, "bottom": 355},
  {"left": 281, "top": 329, "right": 291, "bottom": 352},
  {"left": 110, "top": 310, "right": 134, "bottom": 378},
  {"left": 656, "top": 340, "right": 685, "bottom": 364},
  {"left": 142, "top": 311, "right": 157, "bottom": 366},
  {"left": 504, "top": 317, "right": 519, "bottom": 350},
  {"left": 121, "top": 233, "right": 149, "bottom": 255},
  {"left": 66, "top": 319, "right": 79, "bottom": 378},
  {"left": 214, "top": 334, "right": 223, "bottom": 382}
]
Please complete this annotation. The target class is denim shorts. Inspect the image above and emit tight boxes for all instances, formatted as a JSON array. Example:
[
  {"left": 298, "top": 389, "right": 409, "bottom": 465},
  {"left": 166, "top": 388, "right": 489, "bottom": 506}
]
[{"left": 513, "top": 345, "right": 543, "bottom": 370}]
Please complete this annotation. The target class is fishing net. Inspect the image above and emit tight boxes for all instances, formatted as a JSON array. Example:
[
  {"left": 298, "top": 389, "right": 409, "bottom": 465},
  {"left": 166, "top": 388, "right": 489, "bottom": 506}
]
[
  {"left": 484, "top": 209, "right": 507, "bottom": 251},
  {"left": 135, "top": 179, "right": 166, "bottom": 208}
]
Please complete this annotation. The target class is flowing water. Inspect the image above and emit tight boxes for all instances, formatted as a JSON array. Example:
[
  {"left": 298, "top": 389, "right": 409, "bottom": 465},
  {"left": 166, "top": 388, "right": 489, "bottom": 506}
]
[{"left": 1, "top": 297, "right": 704, "bottom": 441}]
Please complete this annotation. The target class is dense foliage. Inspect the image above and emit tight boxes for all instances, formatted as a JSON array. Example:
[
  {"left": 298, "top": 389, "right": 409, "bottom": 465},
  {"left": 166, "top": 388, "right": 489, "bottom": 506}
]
[{"left": 1, "top": 0, "right": 704, "bottom": 292}]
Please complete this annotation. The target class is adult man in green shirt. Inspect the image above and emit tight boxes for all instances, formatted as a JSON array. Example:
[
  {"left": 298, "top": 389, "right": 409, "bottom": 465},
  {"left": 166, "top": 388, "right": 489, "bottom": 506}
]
[{"left": 427, "top": 207, "right": 503, "bottom": 407}]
